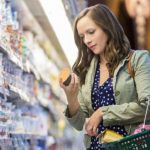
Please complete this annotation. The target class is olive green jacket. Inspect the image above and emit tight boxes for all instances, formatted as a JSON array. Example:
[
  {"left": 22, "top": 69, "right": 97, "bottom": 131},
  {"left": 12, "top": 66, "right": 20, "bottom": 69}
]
[{"left": 65, "top": 50, "right": 150, "bottom": 149}]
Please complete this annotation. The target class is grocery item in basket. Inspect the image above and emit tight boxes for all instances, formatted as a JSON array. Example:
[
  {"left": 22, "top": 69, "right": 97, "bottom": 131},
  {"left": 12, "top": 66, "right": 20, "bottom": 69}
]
[
  {"left": 59, "top": 68, "right": 71, "bottom": 86},
  {"left": 132, "top": 124, "right": 150, "bottom": 134},
  {"left": 97, "top": 129, "right": 124, "bottom": 143}
]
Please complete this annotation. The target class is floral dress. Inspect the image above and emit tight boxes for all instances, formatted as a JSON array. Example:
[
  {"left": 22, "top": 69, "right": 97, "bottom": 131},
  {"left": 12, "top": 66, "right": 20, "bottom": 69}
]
[{"left": 87, "top": 62, "right": 128, "bottom": 150}]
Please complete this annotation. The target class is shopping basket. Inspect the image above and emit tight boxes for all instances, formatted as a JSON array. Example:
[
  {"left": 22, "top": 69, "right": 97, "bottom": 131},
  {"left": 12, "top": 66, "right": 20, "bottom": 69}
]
[
  {"left": 105, "top": 129, "right": 150, "bottom": 150},
  {"left": 106, "top": 97, "right": 150, "bottom": 150}
]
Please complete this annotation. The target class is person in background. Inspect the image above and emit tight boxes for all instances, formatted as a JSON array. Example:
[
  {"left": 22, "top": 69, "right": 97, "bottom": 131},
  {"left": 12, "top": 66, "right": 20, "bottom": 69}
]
[{"left": 59, "top": 4, "right": 150, "bottom": 150}]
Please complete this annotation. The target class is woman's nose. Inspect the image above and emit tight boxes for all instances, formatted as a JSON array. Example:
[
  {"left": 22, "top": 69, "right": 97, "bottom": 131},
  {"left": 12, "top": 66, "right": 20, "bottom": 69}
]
[{"left": 84, "top": 36, "right": 92, "bottom": 45}]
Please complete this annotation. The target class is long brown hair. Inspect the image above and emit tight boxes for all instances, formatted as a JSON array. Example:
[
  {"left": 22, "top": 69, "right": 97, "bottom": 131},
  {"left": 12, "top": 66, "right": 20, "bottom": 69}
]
[{"left": 72, "top": 4, "right": 131, "bottom": 86}]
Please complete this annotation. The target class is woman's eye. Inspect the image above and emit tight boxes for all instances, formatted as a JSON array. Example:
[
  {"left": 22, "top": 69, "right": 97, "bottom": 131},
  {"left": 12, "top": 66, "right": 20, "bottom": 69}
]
[
  {"left": 88, "top": 30, "right": 95, "bottom": 34},
  {"left": 80, "top": 35, "right": 84, "bottom": 39}
]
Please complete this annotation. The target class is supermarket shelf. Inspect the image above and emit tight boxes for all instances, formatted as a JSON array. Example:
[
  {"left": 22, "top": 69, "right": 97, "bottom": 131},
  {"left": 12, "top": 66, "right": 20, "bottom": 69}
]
[
  {"left": 0, "top": 45, "right": 39, "bottom": 79},
  {"left": 10, "top": 132, "right": 47, "bottom": 138},
  {"left": 19, "top": 0, "right": 70, "bottom": 69}
]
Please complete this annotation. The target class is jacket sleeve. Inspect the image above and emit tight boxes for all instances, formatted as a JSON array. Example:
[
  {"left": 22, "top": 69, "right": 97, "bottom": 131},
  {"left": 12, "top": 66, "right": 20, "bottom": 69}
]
[
  {"left": 101, "top": 50, "right": 150, "bottom": 126},
  {"left": 64, "top": 88, "right": 89, "bottom": 131}
]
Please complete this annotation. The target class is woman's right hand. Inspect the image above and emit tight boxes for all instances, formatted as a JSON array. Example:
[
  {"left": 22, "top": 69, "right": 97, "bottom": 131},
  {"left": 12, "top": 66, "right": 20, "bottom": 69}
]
[
  {"left": 59, "top": 73, "right": 80, "bottom": 116},
  {"left": 59, "top": 73, "right": 79, "bottom": 102}
]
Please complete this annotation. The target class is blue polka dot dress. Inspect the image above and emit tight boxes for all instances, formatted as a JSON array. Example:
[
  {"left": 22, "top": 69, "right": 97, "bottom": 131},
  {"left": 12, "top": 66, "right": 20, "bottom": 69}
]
[{"left": 87, "top": 62, "right": 128, "bottom": 150}]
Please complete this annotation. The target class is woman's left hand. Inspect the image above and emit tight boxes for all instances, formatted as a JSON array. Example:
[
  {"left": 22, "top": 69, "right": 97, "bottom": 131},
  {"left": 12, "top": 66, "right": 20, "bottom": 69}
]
[{"left": 85, "top": 109, "right": 103, "bottom": 136}]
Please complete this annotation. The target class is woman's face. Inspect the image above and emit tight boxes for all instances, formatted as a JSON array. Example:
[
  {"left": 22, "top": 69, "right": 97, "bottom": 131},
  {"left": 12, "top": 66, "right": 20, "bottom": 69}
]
[{"left": 77, "top": 15, "right": 108, "bottom": 56}]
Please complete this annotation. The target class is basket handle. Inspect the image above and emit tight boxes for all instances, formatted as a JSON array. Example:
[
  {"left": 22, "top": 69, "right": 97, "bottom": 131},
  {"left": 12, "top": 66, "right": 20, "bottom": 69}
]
[{"left": 142, "top": 96, "right": 150, "bottom": 129}]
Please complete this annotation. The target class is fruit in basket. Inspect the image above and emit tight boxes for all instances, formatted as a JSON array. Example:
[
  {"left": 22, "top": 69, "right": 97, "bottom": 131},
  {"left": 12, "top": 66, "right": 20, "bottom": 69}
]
[
  {"left": 98, "top": 129, "right": 124, "bottom": 143},
  {"left": 59, "top": 68, "right": 71, "bottom": 86}
]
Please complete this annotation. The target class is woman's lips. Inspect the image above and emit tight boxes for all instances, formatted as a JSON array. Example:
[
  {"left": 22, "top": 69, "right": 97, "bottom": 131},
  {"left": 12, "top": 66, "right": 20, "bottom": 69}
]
[{"left": 89, "top": 45, "right": 96, "bottom": 50}]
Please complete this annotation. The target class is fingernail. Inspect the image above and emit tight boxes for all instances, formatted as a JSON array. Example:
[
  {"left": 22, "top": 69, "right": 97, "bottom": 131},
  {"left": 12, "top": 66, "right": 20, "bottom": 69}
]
[{"left": 96, "top": 128, "right": 99, "bottom": 133}]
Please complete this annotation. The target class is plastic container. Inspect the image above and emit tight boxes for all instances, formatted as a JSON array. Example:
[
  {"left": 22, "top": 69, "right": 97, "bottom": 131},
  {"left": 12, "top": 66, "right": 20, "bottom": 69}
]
[{"left": 59, "top": 68, "right": 71, "bottom": 86}]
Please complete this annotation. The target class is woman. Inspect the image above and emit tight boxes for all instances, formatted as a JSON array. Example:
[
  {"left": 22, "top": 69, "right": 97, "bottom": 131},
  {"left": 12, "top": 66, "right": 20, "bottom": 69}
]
[{"left": 59, "top": 4, "right": 150, "bottom": 149}]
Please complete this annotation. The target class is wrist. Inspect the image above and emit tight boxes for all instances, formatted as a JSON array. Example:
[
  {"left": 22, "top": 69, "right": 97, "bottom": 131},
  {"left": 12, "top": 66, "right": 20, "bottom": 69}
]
[
  {"left": 68, "top": 100, "right": 79, "bottom": 109},
  {"left": 68, "top": 101, "right": 79, "bottom": 116},
  {"left": 99, "top": 109, "right": 103, "bottom": 118}
]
